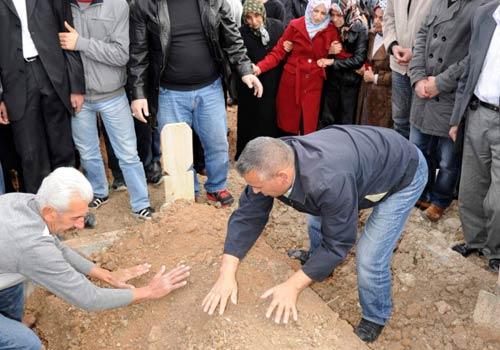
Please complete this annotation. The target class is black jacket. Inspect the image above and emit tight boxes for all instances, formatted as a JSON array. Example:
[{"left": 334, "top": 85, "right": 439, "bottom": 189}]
[
  {"left": 127, "top": 0, "right": 253, "bottom": 121},
  {"left": 224, "top": 126, "right": 419, "bottom": 281},
  {"left": 288, "top": 0, "right": 307, "bottom": 22},
  {"left": 0, "top": 0, "right": 85, "bottom": 121},
  {"left": 326, "top": 21, "right": 368, "bottom": 86}
]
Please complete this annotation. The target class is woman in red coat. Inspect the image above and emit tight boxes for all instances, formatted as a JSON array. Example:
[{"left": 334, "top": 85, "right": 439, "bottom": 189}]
[{"left": 253, "top": 0, "right": 346, "bottom": 135}]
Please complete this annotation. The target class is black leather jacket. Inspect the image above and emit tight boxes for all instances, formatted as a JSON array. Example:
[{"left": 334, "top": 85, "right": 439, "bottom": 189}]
[
  {"left": 127, "top": 0, "right": 253, "bottom": 120},
  {"left": 326, "top": 21, "right": 368, "bottom": 86}
]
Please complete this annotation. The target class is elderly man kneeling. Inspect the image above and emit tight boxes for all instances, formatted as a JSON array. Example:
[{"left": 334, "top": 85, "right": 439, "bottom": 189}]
[{"left": 0, "top": 168, "right": 190, "bottom": 350}]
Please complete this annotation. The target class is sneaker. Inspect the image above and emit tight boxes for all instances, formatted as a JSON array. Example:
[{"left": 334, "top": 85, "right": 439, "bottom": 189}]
[
  {"left": 206, "top": 189, "right": 234, "bottom": 207},
  {"left": 133, "top": 206, "right": 154, "bottom": 220},
  {"left": 354, "top": 318, "right": 384, "bottom": 342},
  {"left": 111, "top": 178, "right": 127, "bottom": 192},
  {"left": 88, "top": 196, "right": 109, "bottom": 209},
  {"left": 287, "top": 249, "right": 310, "bottom": 265}
]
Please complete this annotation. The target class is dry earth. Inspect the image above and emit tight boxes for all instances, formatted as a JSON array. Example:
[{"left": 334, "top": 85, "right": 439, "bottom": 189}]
[{"left": 26, "top": 106, "right": 500, "bottom": 349}]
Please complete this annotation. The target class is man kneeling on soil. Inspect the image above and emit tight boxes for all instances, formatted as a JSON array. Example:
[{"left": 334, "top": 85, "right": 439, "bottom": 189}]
[
  {"left": 0, "top": 168, "right": 190, "bottom": 350},
  {"left": 203, "top": 126, "right": 428, "bottom": 342}
]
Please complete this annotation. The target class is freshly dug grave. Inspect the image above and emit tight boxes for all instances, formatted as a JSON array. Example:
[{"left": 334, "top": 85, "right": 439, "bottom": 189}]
[{"left": 28, "top": 201, "right": 368, "bottom": 350}]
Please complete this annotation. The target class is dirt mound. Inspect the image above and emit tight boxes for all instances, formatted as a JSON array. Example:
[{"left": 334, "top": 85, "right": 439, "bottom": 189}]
[{"left": 28, "top": 202, "right": 367, "bottom": 350}]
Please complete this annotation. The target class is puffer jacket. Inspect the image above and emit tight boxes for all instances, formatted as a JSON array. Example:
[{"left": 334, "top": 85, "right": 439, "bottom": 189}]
[
  {"left": 127, "top": 0, "right": 253, "bottom": 121},
  {"left": 326, "top": 21, "right": 368, "bottom": 86}
]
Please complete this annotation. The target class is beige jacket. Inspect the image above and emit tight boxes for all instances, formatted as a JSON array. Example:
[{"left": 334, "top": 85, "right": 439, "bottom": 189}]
[{"left": 383, "top": 0, "right": 433, "bottom": 75}]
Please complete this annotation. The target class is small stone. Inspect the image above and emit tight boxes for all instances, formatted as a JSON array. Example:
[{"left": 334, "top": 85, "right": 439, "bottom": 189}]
[
  {"left": 443, "top": 218, "right": 461, "bottom": 232},
  {"left": 435, "top": 300, "right": 452, "bottom": 315},
  {"left": 406, "top": 302, "right": 422, "bottom": 317},
  {"left": 398, "top": 273, "right": 416, "bottom": 287}
]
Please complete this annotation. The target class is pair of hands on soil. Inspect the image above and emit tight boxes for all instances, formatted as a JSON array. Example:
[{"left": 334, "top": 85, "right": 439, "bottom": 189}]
[{"left": 202, "top": 255, "right": 311, "bottom": 324}]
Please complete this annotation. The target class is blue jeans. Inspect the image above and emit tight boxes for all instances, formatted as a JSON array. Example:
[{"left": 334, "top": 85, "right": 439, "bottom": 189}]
[
  {"left": 391, "top": 71, "right": 413, "bottom": 139},
  {"left": 0, "top": 284, "right": 42, "bottom": 350},
  {"left": 72, "top": 93, "right": 150, "bottom": 212},
  {"left": 307, "top": 148, "right": 428, "bottom": 325},
  {"left": 0, "top": 161, "right": 4, "bottom": 195},
  {"left": 410, "top": 126, "right": 460, "bottom": 208},
  {"left": 157, "top": 78, "right": 229, "bottom": 194}
]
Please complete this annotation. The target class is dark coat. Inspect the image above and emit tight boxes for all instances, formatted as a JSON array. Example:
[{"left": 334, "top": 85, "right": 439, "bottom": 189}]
[
  {"left": 409, "top": 0, "right": 490, "bottom": 137},
  {"left": 236, "top": 18, "right": 285, "bottom": 159},
  {"left": 450, "top": 1, "right": 500, "bottom": 127},
  {"left": 0, "top": 0, "right": 85, "bottom": 121},
  {"left": 127, "top": 0, "right": 253, "bottom": 123},
  {"left": 257, "top": 18, "right": 342, "bottom": 135},
  {"left": 326, "top": 20, "right": 368, "bottom": 87},
  {"left": 224, "top": 125, "right": 420, "bottom": 281},
  {"left": 356, "top": 32, "right": 392, "bottom": 127}
]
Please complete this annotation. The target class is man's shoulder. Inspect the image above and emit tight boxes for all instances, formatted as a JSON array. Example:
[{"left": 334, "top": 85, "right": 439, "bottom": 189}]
[
  {"left": 0, "top": 193, "right": 44, "bottom": 234},
  {"left": 474, "top": 1, "right": 498, "bottom": 20}
]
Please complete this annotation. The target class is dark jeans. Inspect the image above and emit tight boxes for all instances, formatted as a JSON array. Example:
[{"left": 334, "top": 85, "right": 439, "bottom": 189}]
[
  {"left": 0, "top": 284, "right": 41, "bottom": 349},
  {"left": 410, "top": 126, "right": 460, "bottom": 208},
  {"left": 391, "top": 71, "right": 413, "bottom": 139},
  {"left": 9, "top": 59, "right": 74, "bottom": 193}
]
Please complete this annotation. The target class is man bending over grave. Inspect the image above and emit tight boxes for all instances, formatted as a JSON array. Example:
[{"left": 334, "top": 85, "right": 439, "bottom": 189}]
[
  {"left": 0, "top": 168, "right": 190, "bottom": 350},
  {"left": 202, "top": 126, "right": 427, "bottom": 342}
]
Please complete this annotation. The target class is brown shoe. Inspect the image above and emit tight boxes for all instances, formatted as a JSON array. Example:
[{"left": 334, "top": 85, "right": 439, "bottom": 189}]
[
  {"left": 423, "top": 204, "right": 445, "bottom": 222},
  {"left": 415, "top": 200, "right": 431, "bottom": 210}
]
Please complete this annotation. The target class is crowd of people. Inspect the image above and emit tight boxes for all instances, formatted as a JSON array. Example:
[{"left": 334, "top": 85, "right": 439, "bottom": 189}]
[{"left": 0, "top": 0, "right": 499, "bottom": 348}]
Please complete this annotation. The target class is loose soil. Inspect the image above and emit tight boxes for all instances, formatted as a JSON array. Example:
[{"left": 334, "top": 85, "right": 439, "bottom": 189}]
[{"left": 27, "top": 107, "right": 500, "bottom": 349}]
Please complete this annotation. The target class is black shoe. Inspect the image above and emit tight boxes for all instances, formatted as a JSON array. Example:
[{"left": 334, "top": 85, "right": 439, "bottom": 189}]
[
  {"left": 287, "top": 249, "right": 310, "bottom": 265},
  {"left": 88, "top": 196, "right": 109, "bottom": 209},
  {"left": 488, "top": 259, "right": 500, "bottom": 272},
  {"left": 111, "top": 178, "right": 127, "bottom": 192},
  {"left": 452, "top": 243, "right": 481, "bottom": 257},
  {"left": 84, "top": 213, "right": 96, "bottom": 229},
  {"left": 146, "top": 161, "right": 163, "bottom": 186},
  {"left": 354, "top": 318, "right": 384, "bottom": 343}
]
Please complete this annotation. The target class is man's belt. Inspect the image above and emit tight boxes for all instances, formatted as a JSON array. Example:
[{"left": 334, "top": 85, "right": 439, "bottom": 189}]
[
  {"left": 470, "top": 95, "right": 500, "bottom": 112},
  {"left": 24, "top": 56, "right": 38, "bottom": 62}
]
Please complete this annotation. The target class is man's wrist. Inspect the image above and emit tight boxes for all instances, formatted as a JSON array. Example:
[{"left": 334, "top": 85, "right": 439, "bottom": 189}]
[
  {"left": 132, "top": 286, "right": 153, "bottom": 303},
  {"left": 287, "top": 269, "right": 313, "bottom": 292},
  {"left": 388, "top": 41, "right": 398, "bottom": 55},
  {"left": 220, "top": 254, "right": 240, "bottom": 276}
]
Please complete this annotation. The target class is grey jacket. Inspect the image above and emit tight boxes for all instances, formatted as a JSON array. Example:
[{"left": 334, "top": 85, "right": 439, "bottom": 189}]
[
  {"left": 383, "top": 0, "right": 433, "bottom": 75},
  {"left": 224, "top": 126, "right": 419, "bottom": 282},
  {"left": 450, "top": 2, "right": 500, "bottom": 127},
  {"left": 409, "top": 0, "right": 489, "bottom": 137},
  {"left": 71, "top": 0, "right": 129, "bottom": 101},
  {"left": 0, "top": 193, "right": 133, "bottom": 310}
]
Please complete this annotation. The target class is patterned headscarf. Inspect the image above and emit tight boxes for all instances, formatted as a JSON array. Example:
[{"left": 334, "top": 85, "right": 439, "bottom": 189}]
[
  {"left": 373, "top": 0, "right": 387, "bottom": 11},
  {"left": 331, "top": 0, "right": 364, "bottom": 40},
  {"left": 305, "top": 0, "right": 332, "bottom": 40},
  {"left": 243, "top": 0, "right": 270, "bottom": 46}
]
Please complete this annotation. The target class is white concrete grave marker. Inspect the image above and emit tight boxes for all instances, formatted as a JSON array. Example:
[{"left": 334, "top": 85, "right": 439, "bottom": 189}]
[{"left": 160, "top": 122, "right": 195, "bottom": 204}]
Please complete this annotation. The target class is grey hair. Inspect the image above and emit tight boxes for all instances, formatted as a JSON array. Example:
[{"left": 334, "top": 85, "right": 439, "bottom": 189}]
[
  {"left": 35, "top": 167, "right": 93, "bottom": 212},
  {"left": 235, "top": 137, "right": 294, "bottom": 179}
]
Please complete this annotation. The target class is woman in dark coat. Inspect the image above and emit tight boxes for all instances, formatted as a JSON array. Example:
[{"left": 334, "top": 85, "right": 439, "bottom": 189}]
[
  {"left": 255, "top": 0, "right": 348, "bottom": 135},
  {"left": 236, "top": 0, "right": 285, "bottom": 159},
  {"left": 319, "top": 0, "right": 368, "bottom": 128},
  {"left": 355, "top": 3, "right": 392, "bottom": 127}
]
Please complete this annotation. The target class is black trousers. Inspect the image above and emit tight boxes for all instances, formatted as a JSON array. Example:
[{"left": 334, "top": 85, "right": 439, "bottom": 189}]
[
  {"left": 9, "top": 59, "right": 74, "bottom": 193},
  {"left": 320, "top": 81, "right": 360, "bottom": 128}
]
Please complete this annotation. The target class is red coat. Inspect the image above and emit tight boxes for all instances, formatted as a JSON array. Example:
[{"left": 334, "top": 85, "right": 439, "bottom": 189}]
[{"left": 257, "top": 18, "right": 343, "bottom": 134}]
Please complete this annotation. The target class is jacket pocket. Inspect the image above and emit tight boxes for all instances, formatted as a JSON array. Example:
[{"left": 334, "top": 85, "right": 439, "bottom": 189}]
[{"left": 87, "top": 16, "right": 115, "bottom": 40}]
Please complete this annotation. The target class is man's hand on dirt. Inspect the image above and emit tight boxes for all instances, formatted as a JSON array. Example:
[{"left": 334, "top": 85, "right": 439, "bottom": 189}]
[
  {"left": 107, "top": 263, "right": 152, "bottom": 288},
  {"left": 261, "top": 281, "right": 299, "bottom": 324},
  {"left": 202, "top": 273, "right": 238, "bottom": 315},
  {"left": 147, "top": 265, "right": 191, "bottom": 299}
]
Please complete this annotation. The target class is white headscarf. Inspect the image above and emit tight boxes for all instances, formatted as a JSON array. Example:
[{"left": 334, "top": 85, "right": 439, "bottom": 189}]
[{"left": 305, "top": 0, "right": 332, "bottom": 39}]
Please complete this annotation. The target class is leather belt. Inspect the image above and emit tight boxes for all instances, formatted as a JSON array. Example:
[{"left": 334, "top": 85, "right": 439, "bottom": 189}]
[
  {"left": 470, "top": 95, "right": 499, "bottom": 113},
  {"left": 24, "top": 56, "right": 38, "bottom": 63}
]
